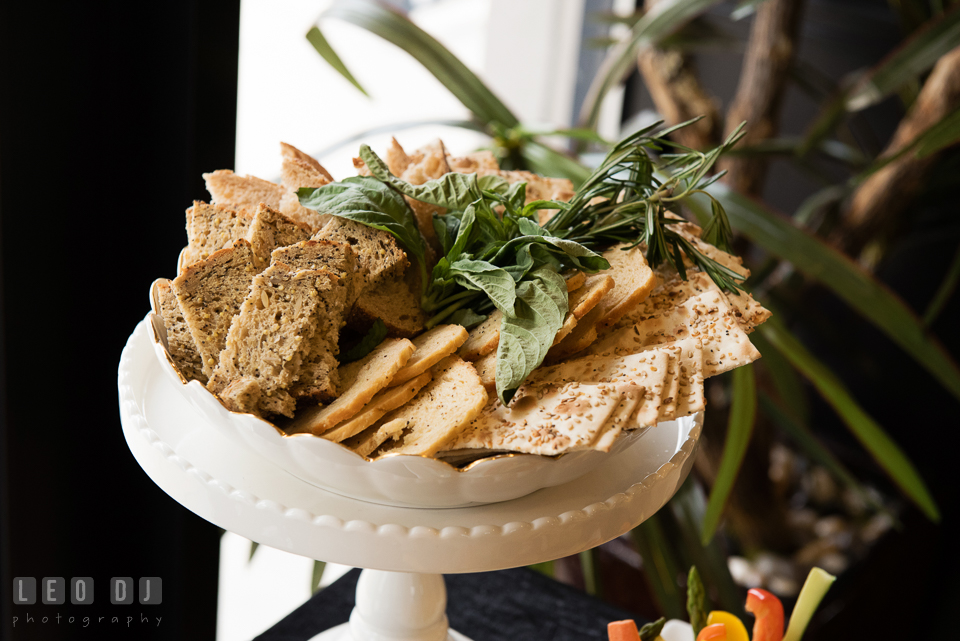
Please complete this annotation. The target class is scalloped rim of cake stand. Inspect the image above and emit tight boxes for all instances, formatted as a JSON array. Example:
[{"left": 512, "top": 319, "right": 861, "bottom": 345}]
[{"left": 119, "top": 319, "right": 703, "bottom": 574}]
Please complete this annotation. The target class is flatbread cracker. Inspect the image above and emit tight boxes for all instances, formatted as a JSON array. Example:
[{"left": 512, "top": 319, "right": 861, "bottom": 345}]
[
  {"left": 322, "top": 371, "right": 432, "bottom": 443},
  {"left": 375, "top": 356, "right": 488, "bottom": 457},
  {"left": 286, "top": 338, "right": 415, "bottom": 435},
  {"left": 391, "top": 324, "right": 468, "bottom": 385}
]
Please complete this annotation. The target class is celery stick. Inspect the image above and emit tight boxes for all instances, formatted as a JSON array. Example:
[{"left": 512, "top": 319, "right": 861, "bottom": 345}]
[{"left": 782, "top": 568, "right": 836, "bottom": 641}]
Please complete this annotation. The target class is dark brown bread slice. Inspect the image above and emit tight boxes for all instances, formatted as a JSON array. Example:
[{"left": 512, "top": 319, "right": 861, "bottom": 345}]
[
  {"left": 247, "top": 203, "right": 312, "bottom": 269},
  {"left": 172, "top": 239, "right": 257, "bottom": 379},
  {"left": 208, "top": 264, "right": 348, "bottom": 417},
  {"left": 271, "top": 239, "right": 360, "bottom": 306},
  {"left": 315, "top": 217, "right": 408, "bottom": 292},
  {"left": 349, "top": 264, "right": 426, "bottom": 338},
  {"left": 184, "top": 201, "right": 253, "bottom": 267},
  {"left": 219, "top": 377, "right": 261, "bottom": 414},
  {"left": 202, "top": 170, "right": 284, "bottom": 216},
  {"left": 152, "top": 278, "right": 207, "bottom": 383}
]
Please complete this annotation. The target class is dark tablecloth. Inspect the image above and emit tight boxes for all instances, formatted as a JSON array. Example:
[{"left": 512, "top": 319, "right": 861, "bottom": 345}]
[{"left": 254, "top": 567, "right": 638, "bottom": 641}]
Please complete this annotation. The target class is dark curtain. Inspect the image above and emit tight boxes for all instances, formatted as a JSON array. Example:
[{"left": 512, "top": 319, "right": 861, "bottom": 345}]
[{"left": 0, "top": 1, "right": 240, "bottom": 639}]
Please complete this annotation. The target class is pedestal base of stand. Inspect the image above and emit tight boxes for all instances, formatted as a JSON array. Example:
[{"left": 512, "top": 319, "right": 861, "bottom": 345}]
[
  {"left": 307, "top": 570, "right": 473, "bottom": 641},
  {"left": 308, "top": 623, "right": 472, "bottom": 641}
]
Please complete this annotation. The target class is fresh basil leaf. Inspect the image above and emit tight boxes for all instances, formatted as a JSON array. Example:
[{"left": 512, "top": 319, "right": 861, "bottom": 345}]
[
  {"left": 448, "top": 203, "right": 477, "bottom": 263},
  {"left": 433, "top": 213, "right": 459, "bottom": 256},
  {"left": 478, "top": 174, "right": 510, "bottom": 194},
  {"left": 541, "top": 236, "right": 610, "bottom": 271},
  {"left": 639, "top": 618, "right": 666, "bottom": 641},
  {"left": 505, "top": 181, "right": 528, "bottom": 211},
  {"left": 495, "top": 268, "right": 567, "bottom": 404},
  {"left": 447, "top": 308, "right": 487, "bottom": 329},
  {"left": 517, "top": 217, "right": 547, "bottom": 236},
  {"left": 447, "top": 259, "right": 517, "bottom": 313},
  {"left": 359, "top": 144, "right": 483, "bottom": 209},
  {"left": 298, "top": 178, "right": 427, "bottom": 273},
  {"left": 340, "top": 319, "right": 387, "bottom": 363}
]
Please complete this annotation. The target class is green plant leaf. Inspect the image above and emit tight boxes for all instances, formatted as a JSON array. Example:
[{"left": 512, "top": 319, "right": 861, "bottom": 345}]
[
  {"left": 913, "top": 105, "right": 960, "bottom": 158},
  {"left": 447, "top": 308, "right": 487, "bottom": 329},
  {"left": 340, "top": 319, "right": 387, "bottom": 363},
  {"left": 298, "top": 176, "right": 427, "bottom": 278},
  {"left": 311, "top": 560, "right": 326, "bottom": 593},
  {"left": 578, "top": 0, "right": 725, "bottom": 130},
  {"left": 701, "top": 365, "right": 757, "bottom": 544},
  {"left": 632, "top": 515, "right": 686, "bottom": 620},
  {"left": 760, "top": 318, "right": 940, "bottom": 521},
  {"left": 495, "top": 268, "right": 567, "bottom": 404},
  {"left": 316, "top": 0, "right": 518, "bottom": 127},
  {"left": 521, "top": 140, "right": 592, "bottom": 187},
  {"left": 579, "top": 549, "right": 600, "bottom": 596},
  {"left": 305, "top": 26, "right": 369, "bottom": 96},
  {"left": 687, "top": 184, "right": 960, "bottom": 402},
  {"left": 359, "top": 144, "right": 484, "bottom": 209},
  {"left": 448, "top": 259, "right": 517, "bottom": 313},
  {"left": 248, "top": 540, "right": 259, "bottom": 562},
  {"left": 751, "top": 329, "right": 809, "bottom": 424},
  {"left": 846, "top": 7, "right": 960, "bottom": 111},
  {"left": 923, "top": 242, "right": 960, "bottom": 326}
]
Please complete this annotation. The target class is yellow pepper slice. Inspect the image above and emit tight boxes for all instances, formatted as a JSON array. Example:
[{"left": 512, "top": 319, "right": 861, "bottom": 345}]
[{"left": 707, "top": 611, "right": 749, "bottom": 641}]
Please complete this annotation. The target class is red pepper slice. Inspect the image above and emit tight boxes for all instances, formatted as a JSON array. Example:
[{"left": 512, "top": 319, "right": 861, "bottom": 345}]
[
  {"left": 746, "top": 588, "right": 785, "bottom": 641},
  {"left": 696, "top": 623, "right": 728, "bottom": 640}
]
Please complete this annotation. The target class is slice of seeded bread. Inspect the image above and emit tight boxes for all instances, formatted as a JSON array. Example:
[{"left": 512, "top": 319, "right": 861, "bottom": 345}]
[
  {"left": 349, "top": 264, "right": 426, "bottom": 338},
  {"left": 203, "top": 169, "right": 284, "bottom": 216},
  {"left": 151, "top": 278, "right": 207, "bottom": 383},
  {"left": 219, "top": 377, "right": 261, "bottom": 414},
  {"left": 247, "top": 203, "right": 313, "bottom": 269},
  {"left": 315, "top": 217, "right": 408, "bottom": 292},
  {"left": 208, "top": 263, "right": 349, "bottom": 417},
  {"left": 271, "top": 239, "right": 360, "bottom": 306},
  {"left": 279, "top": 142, "right": 335, "bottom": 231},
  {"left": 172, "top": 239, "right": 257, "bottom": 378},
  {"left": 183, "top": 201, "right": 253, "bottom": 267}
]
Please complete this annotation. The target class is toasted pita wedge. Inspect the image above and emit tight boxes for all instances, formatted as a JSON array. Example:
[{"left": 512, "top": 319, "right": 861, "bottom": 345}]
[
  {"left": 322, "top": 371, "right": 432, "bottom": 443},
  {"left": 202, "top": 169, "right": 284, "bottom": 216},
  {"left": 594, "top": 244, "right": 656, "bottom": 329},
  {"left": 286, "top": 338, "right": 415, "bottom": 435},
  {"left": 374, "top": 356, "right": 487, "bottom": 457},
  {"left": 392, "top": 324, "right": 469, "bottom": 385}
]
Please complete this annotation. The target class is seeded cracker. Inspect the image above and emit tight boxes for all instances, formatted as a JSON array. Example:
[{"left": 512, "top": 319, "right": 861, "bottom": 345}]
[
  {"left": 588, "top": 290, "right": 760, "bottom": 377},
  {"left": 391, "top": 324, "right": 469, "bottom": 386},
  {"left": 374, "top": 355, "right": 487, "bottom": 457},
  {"left": 172, "top": 239, "right": 257, "bottom": 379},
  {"left": 288, "top": 338, "right": 415, "bottom": 435}
]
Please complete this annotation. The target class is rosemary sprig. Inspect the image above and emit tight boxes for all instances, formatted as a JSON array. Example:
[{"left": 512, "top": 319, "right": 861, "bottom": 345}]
[{"left": 545, "top": 118, "right": 748, "bottom": 294}]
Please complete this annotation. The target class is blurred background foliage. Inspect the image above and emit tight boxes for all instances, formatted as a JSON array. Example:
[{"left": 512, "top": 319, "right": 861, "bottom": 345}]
[{"left": 306, "top": 0, "right": 960, "bottom": 637}]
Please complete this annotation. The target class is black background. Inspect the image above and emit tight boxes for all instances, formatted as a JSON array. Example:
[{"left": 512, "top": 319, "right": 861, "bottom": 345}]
[{"left": 1, "top": 1, "right": 239, "bottom": 638}]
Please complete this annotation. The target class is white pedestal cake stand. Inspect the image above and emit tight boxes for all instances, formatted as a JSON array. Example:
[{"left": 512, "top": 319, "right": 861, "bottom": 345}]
[{"left": 119, "top": 322, "right": 702, "bottom": 641}]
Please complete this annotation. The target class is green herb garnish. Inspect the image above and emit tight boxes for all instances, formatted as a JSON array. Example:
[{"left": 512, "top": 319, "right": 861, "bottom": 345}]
[
  {"left": 687, "top": 565, "right": 708, "bottom": 636},
  {"left": 299, "top": 119, "right": 744, "bottom": 403}
]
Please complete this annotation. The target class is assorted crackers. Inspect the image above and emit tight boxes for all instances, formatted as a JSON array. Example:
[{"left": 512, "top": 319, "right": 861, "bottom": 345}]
[{"left": 151, "top": 138, "right": 770, "bottom": 464}]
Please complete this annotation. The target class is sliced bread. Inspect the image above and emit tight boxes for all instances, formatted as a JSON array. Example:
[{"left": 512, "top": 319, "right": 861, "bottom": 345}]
[
  {"left": 151, "top": 278, "right": 207, "bottom": 383},
  {"left": 247, "top": 203, "right": 313, "bottom": 269},
  {"left": 202, "top": 169, "right": 284, "bottom": 216},
  {"left": 207, "top": 263, "right": 348, "bottom": 417},
  {"left": 183, "top": 201, "right": 253, "bottom": 267},
  {"left": 349, "top": 264, "right": 426, "bottom": 338},
  {"left": 172, "top": 239, "right": 257, "bottom": 379},
  {"left": 314, "top": 217, "right": 408, "bottom": 292}
]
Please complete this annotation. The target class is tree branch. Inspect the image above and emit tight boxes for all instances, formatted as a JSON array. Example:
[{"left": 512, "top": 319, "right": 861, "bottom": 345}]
[
  {"left": 835, "top": 45, "right": 960, "bottom": 256},
  {"left": 636, "top": 0, "right": 720, "bottom": 150},
  {"left": 720, "top": 0, "right": 805, "bottom": 196}
]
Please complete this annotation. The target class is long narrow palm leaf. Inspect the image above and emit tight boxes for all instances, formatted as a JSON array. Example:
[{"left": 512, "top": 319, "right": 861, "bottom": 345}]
[{"left": 686, "top": 185, "right": 960, "bottom": 403}]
